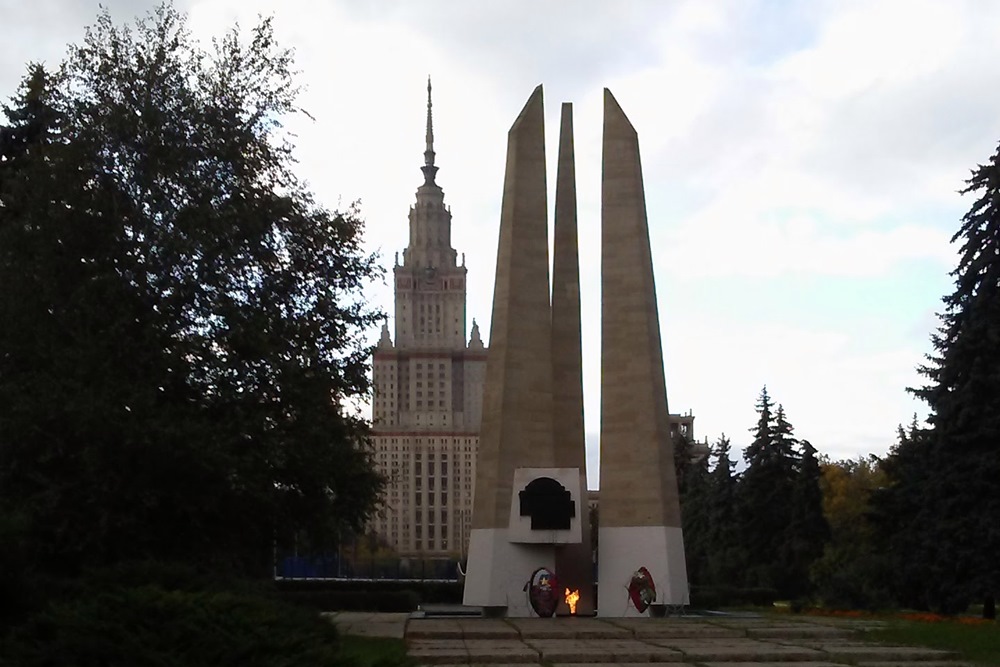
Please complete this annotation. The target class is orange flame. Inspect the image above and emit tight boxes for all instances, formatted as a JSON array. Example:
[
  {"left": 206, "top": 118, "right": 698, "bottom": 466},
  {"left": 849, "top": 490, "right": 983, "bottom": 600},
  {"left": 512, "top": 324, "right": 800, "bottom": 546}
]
[{"left": 564, "top": 588, "right": 580, "bottom": 614}]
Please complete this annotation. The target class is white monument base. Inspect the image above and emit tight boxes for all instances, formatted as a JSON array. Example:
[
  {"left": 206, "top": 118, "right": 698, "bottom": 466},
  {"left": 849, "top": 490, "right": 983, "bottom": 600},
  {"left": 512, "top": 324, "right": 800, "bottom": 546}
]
[
  {"left": 597, "top": 525, "right": 688, "bottom": 617},
  {"left": 463, "top": 528, "right": 557, "bottom": 616}
]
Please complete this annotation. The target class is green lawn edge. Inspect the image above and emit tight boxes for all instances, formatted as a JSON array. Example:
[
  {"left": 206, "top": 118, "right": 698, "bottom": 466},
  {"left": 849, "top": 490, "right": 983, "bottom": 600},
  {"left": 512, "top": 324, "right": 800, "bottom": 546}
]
[
  {"left": 862, "top": 620, "right": 1000, "bottom": 667},
  {"left": 338, "top": 635, "right": 415, "bottom": 667}
]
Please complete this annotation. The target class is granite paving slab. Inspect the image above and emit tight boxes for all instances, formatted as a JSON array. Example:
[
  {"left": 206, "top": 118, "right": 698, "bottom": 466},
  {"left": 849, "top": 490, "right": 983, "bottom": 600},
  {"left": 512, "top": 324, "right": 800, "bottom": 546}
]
[
  {"left": 673, "top": 644, "right": 827, "bottom": 662},
  {"left": 465, "top": 642, "right": 541, "bottom": 664},
  {"left": 644, "top": 638, "right": 783, "bottom": 649},
  {"left": 554, "top": 663, "right": 699, "bottom": 667},
  {"left": 610, "top": 644, "right": 685, "bottom": 662},
  {"left": 746, "top": 625, "right": 854, "bottom": 639},
  {"left": 532, "top": 644, "right": 621, "bottom": 663},
  {"left": 818, "top": 645, "right": 957, "bottom": 662},
  {"left": 404, "top": 614, "right": 971, "bottom": 667},
  {"left": 857, "top": 662, "right": 976, "bottom": 667},
  {"left": 606, "top": 619, "right": 746, "bottom": 638},
  {"left": 507, "top": 618, "right": 633, "bottom": 638},
  {"left": 407, "top": 619, "right": 466, "bottom": 639},
  {"left": 459, "top": 619, "right": 520, "bottom": 639},
  {"left": 698, "top": 663, "right": 846, "bottom": 667}
]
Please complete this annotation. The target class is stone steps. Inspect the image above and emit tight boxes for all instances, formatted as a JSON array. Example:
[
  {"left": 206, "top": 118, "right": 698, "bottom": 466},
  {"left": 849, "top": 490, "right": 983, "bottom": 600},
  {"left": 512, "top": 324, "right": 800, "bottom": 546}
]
[{"left": 405, "top": 617, "right": 968, "bottom": 667}]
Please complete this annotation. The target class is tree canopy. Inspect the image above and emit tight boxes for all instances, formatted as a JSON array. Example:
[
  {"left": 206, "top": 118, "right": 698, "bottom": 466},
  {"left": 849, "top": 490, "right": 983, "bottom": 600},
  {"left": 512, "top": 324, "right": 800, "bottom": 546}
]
[{"left": 0, "top": 4, "right": 383, "bottom": 577}]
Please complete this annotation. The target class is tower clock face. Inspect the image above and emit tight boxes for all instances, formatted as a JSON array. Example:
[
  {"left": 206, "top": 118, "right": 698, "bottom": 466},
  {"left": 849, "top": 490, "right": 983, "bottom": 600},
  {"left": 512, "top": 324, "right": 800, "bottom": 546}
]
[{"left": 424, "top": 266, "right": 437, "bottom": 282}]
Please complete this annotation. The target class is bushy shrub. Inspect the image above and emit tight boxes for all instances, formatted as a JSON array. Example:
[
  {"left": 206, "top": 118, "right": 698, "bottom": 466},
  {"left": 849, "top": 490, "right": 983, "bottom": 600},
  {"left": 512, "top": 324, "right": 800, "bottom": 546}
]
[
  {"left": 1, "top": 585, "right": 352, "bottom": 667},
  {"left": 689, "top": 585, "right": 778, "bottom": 609},
  {"left": 276, "top": 579, "right": 463, "bottom": 605}
]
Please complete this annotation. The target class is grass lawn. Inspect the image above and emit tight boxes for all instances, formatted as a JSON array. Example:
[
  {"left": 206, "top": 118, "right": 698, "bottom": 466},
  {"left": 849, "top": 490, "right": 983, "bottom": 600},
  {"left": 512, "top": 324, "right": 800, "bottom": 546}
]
[
  {"left": 862, "top": 620, "right": 1000, "bottom": 666},
  {"left": 338, "top": 635, "right": 415, "bottom": 667}
]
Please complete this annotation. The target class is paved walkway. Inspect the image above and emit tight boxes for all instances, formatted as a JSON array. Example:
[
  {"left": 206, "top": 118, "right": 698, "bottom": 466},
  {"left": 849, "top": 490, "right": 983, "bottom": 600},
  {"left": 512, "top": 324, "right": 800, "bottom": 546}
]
[{"left": 331, "top": 612, "right": 976, "bottom": 667}]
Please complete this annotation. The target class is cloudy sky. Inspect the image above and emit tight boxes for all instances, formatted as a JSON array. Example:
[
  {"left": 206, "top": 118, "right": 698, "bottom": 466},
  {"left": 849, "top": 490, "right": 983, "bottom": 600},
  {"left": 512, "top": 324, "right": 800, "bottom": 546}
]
[{"left": 5, "top": 0, "right": 1000, "bottom": 486}]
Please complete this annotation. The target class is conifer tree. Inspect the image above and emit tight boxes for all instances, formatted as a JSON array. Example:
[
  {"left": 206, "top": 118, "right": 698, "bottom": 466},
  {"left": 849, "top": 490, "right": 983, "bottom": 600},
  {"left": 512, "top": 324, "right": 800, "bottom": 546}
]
[
  {"left": 873, "top": 418, "right": 946, "bottom": 610},
  {"left": 883, "top": 140, "right": 1000, "bottom": 615},
  {"left": 680, "top": 449, "right": 711, "bottom": 584},
  {"left": 738, "top": 388, "right": 804, "bottom": 596},
  {"left": 706, "top": 435, "right": 743, "bottom": 587},
  {"left": 785, "top": 440, "right": 829, "bottom": 599}
]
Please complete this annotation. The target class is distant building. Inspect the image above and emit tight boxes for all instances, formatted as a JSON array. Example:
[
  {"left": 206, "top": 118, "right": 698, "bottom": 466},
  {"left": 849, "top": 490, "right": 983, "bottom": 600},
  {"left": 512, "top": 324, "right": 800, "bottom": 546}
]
[{"left": 370, "top": 81, "right": 485, "bottom": 558}]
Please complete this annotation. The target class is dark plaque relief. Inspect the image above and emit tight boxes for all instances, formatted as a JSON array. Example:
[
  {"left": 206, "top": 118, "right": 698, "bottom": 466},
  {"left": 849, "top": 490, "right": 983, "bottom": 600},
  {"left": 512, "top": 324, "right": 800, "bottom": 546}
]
[{"left": 519, "top": 477, "right": 576, "bottom": 530}]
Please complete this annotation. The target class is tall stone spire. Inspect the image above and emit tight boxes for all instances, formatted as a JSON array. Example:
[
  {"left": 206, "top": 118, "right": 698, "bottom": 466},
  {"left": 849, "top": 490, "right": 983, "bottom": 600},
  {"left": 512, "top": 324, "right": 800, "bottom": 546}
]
[
  {"left": 551, "top": 101, "right": 594, "bottom": 616},
  {"left": 464, "top": 86, "right": 559, "bottom": 615},
  {"left": 396, "top": 77, "right": 465, "bottom": 282},
  {"left": 598, "top": 88, "right": 688, "bottom": 614},
  {"left": 421, "top": 76, "right": 438, "bottom": 186}
]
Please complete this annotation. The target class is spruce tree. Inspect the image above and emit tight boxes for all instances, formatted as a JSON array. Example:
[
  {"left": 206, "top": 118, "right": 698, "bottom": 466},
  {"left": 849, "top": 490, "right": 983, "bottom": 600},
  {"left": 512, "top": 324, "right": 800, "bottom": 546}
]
[
  {"left": 706, "top": 435, "right": 743, "bottom": 587},
  {"left": 785, "top": 440, "right": 829, "bottom": 599},
  {"left": 873, "top": 419, "right": 946, "bottom": 610},
  {"left": 886, "top": 140, "right": 1000, "bottom": 615},
  {"left": 680, "top": 449, "right": 711, "bottom": 585},
  {"left": 738, "top": 388, "right": 802, "bottom": 597}
]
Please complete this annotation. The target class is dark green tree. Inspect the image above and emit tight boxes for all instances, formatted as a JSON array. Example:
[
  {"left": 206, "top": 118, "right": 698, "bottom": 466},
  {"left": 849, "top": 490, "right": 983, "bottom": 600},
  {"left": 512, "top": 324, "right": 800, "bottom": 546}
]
[
  {"left": 679, "top": 443, "right": 711, "bottom": 584},
  {"left": 872, "top": 418, "right": 951, "bottom": 611},
  {"left": 880, "top": 141, "right": 1000, "bottom": 616},
  {"left": 784, "top": 440, "right": 829, "bottom": 599},
  {"left": 738, "top": 388, "right": 802, "bottom": 596},
  {"left": 704, "top": 435, "right": 744, "bottom": 587},
  {"left": 0, "top": 4, "right": 383, "bottom": 578},
  {"left": 0, "top": 63, "right": 60, "bottom": 184}
]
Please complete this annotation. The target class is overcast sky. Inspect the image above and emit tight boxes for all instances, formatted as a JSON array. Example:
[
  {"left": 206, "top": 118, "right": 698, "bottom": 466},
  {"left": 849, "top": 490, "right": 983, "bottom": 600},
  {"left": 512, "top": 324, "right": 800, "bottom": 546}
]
[{"left": 5, "top": 0, "right": 1000, "bottom": 486}]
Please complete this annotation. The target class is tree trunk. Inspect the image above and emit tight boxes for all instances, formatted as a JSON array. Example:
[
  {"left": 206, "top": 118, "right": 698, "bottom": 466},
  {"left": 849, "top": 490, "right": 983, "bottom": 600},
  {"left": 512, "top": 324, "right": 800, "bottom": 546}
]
[{"left": 984, "top": 595, "right": 996, "bottom": 620}]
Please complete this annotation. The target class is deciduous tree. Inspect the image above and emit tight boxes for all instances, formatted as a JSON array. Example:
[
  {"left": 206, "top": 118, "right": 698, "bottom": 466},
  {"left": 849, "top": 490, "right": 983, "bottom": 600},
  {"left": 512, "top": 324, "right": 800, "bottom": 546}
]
[{"left": 0, "top": 4, "right": 383, "bottom": 577}]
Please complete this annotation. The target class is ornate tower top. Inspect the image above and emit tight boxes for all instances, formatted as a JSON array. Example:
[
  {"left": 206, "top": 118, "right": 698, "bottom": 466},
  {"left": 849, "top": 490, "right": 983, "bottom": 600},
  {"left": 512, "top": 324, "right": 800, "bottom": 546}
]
[{"left": 421, "top": 76, "right": 438, "bottom": 186}]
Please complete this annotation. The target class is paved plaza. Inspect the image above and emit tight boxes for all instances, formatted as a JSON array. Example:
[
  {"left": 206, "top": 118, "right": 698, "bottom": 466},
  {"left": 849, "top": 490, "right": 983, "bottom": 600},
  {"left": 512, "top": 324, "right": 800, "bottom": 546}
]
[{"left": 329, "top": 612, "right": 974, "bottom": 667}]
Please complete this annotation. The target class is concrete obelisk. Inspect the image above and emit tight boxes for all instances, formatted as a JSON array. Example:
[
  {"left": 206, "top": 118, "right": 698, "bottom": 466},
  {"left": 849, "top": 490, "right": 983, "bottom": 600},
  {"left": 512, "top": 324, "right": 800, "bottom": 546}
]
[
  {"left": 551, "top": 102, "right": 594, "bottom": 616},
  {"left": 463, "top": 86, "right": 562, "bottom": 616},
  {"left": 598, "top": 89, "right": 689, "bottom": 615}
]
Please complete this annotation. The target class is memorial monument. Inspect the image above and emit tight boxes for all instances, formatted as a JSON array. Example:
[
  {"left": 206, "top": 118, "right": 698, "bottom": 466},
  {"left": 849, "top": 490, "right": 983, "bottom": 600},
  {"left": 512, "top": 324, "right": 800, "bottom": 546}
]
[
  {"left": 463, "top": 86, "right": 686, "bottom": 617},
  {"left": 462, "top": 86, "right": 587, "bottom": 617}
]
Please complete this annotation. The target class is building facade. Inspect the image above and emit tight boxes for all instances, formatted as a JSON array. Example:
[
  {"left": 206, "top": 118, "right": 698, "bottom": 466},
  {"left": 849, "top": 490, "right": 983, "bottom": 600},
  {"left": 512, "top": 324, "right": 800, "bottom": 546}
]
[{"left": 370, "top": 81, "right": 486, "bottom": 558}]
